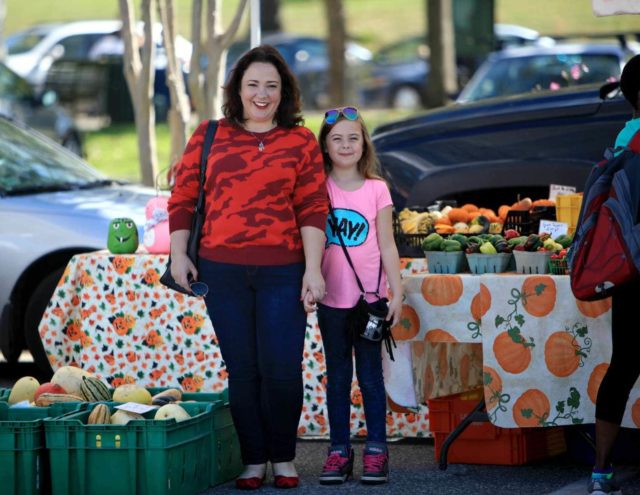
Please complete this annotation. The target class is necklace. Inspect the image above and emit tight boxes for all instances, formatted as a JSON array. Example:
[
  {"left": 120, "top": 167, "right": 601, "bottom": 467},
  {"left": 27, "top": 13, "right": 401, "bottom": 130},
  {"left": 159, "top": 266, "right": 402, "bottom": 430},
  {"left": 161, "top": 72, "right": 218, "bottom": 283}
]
[
  {"left": 243, "top": 124, "right": 276, "bottom": 152},
  {"left": 248, "top": 130, "right": 266, "bottom": 152}
]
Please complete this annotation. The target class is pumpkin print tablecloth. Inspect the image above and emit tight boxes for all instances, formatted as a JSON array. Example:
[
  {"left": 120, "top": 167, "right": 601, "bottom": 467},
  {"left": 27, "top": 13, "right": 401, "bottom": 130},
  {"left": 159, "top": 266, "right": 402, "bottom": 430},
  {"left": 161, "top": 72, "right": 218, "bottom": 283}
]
[
  {"left": 39, "top": 252, "right": 432, "bottom": 438},
  {"left": 404, "top": 272, "right": 640, "bottom": 429}
]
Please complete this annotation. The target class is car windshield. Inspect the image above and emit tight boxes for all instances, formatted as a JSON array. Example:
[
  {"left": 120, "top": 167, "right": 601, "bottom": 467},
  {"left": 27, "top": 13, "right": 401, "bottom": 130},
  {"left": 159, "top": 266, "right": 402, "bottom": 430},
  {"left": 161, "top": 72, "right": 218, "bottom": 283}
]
[
  {"left": 6, "top": 31, "right": 49, "bottom": 55},
  {"left": 460, "top": 52, "right": 621, "bottom": 102},
  {"left": 0, "top": 119, "right": 106, "bottom": 195}
]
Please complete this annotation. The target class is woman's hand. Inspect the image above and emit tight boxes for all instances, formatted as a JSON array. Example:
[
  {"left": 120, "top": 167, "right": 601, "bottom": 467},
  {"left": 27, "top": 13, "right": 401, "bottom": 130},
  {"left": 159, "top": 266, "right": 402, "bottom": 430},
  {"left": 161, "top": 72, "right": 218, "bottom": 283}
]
[
  {"left": 301, "top": 268, "right": 325, "bottom": 304},
  {"left": 170, "top": 252, "right": 198, "bottom": 293},
  {"left": 386, "top": 295, "right": 403, "bottom": 327}
]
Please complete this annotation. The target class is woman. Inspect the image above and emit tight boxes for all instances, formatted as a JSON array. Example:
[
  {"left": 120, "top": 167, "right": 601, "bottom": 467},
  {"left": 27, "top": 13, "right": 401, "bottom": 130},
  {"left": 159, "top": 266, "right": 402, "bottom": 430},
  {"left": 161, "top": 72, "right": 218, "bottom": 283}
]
[
  {"left": 167, "top": 45, "right": 328, "bottom": 490},
  {"left": 588, "top": 54, "right": 640, "bottom": 495}
]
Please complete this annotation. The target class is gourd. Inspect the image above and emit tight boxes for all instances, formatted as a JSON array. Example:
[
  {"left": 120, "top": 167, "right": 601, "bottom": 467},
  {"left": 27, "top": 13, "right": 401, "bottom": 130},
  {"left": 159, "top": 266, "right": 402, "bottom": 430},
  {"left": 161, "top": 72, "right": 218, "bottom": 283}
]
[
  {"left": 35, "top": 393, "right": 85, "bottom": 407},
  {"left": 88, "top": 404, "right": 111, "bottom": 424},
  {"left": 80, "top": 376, "right": 112, "bottom": 402}
]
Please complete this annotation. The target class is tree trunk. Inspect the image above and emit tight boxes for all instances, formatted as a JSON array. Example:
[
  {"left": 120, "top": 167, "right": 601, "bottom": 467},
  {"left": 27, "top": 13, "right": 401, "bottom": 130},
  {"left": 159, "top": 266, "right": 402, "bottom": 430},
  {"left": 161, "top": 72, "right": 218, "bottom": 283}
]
[
  {"left": 425, "top": 0, "right": 457, "bottom": 108},
  {"left": 324, "top": 0, "right": 346, "bottom": 107},
  {"left": 157, "top": 0, "right": 191, "bottom": 172},
  {"left": 119, "top": 0, "right": 159, "bottom": 187},
  {"left": 260, "top": 0, "right": 281, "bottom": 34},
  {"left": 0, "top": 0, "right": 6, "bottom": 62},
  {"left": 189, "top": 0, "right": 206, "bottom": 118},
  {"left": 189, "top": 0, "right": 248, "bottom": 121}
]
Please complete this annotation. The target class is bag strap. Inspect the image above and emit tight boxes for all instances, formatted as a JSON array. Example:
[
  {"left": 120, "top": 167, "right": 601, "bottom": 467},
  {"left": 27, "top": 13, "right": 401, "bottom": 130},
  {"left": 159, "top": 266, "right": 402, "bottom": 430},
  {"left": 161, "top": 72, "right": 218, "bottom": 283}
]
[
  {"left": 195, "top": 120, "right": 218, "bottom": 214},
  {"left": 328, "top": 202, "right": 382, "bottom": 296}
]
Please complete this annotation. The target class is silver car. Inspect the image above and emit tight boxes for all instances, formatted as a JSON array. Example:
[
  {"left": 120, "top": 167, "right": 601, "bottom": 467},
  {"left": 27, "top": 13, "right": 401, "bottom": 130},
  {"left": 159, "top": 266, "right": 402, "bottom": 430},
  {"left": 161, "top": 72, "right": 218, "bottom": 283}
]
[{"left": 0, "top": 116, "right": 158, "bottom": 373}]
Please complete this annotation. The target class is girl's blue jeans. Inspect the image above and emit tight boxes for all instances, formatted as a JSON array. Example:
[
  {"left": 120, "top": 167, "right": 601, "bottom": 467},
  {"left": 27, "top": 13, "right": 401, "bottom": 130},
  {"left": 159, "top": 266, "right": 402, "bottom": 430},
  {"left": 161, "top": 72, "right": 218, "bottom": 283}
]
[
  {"left": 317, "top": 303, "right": 388, "bottom": 448},
  {"left": 200, "top": 259, "right": 307, "bottom": 465}
]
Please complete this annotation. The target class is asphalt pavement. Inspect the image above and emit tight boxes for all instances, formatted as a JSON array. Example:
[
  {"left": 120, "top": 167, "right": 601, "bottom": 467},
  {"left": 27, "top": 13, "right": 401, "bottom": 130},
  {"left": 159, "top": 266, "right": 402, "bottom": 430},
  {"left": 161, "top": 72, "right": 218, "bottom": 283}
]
[{"left": 200, "top": 437, "right": 640, "bottom": 495}]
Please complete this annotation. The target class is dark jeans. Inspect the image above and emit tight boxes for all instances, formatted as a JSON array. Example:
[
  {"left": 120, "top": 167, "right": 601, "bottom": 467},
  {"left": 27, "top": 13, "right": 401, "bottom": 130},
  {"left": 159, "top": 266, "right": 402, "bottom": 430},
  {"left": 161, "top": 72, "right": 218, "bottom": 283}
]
[
  {"left": 317, "top": 304, "right": 387, "bottom": 449},
  {"left": 595, "top": 278, "right": 640, "bottom": 425},
  {"left": 200, "top": 259, "right": 307, "bottom": 464}
]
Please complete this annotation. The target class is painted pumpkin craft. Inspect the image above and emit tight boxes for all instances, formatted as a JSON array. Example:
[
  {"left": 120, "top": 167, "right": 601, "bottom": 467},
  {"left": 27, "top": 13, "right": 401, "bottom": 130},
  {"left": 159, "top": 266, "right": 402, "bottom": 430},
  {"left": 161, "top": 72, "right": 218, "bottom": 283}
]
[{"left": 107, "top": 217, "right": 139, "bottom": 254}]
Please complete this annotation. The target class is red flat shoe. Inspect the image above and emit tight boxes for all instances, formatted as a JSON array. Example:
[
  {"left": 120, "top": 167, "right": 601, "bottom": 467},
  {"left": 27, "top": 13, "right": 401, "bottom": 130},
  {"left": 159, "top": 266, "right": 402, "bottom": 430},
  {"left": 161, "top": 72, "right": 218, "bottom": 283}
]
[
  {"left": 235, "top": 476, "right": 265, "bottom": 490},
  {"left": 274, "top": 475, "right": 299, "bottom": 489}
]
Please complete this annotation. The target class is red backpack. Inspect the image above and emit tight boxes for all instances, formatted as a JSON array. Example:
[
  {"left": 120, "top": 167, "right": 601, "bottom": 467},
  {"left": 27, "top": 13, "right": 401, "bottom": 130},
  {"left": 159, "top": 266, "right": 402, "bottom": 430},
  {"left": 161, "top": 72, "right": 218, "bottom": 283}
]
[{"left": 568, "top": 131, "right": 640, "bottom": 301}]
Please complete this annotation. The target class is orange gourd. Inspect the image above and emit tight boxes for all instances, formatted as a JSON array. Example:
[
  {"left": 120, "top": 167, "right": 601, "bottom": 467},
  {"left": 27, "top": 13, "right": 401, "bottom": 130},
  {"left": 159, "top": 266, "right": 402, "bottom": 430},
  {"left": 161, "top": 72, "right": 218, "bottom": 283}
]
[
  {"left": 447, "top": 207, "right": 470, "bottom": 224},
  {"left": 510, "top": 197, "right": 533, "bottom": 211},
  {"left": 461, "top": 203, "right": 479, "bottom": 212},
  {"left": 498, "top": 204, "right": 511, "bottom": 221},
  {"left": 531, "top": 199, "right": 556, "bottom": 208},
  {"left": 435, "top": 224, "right": 455, "bottom": 234}
]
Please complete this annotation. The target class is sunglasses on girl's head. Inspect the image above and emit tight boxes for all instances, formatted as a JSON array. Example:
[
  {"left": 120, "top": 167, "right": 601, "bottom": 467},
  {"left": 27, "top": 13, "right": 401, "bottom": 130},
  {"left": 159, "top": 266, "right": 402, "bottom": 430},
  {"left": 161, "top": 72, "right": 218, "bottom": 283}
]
[{"left": 324, "top": 106, "right": 359, "bottom": 124}]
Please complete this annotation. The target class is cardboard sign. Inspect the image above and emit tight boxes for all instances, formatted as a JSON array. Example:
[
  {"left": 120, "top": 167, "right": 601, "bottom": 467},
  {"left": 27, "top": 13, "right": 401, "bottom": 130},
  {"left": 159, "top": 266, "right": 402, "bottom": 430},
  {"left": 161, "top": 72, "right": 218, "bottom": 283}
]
[
  {"left": 539, "top": 220, "right": 568, "bottom": 238},
  {"left": 115, "top": 402, "right": 158, "bottom": 414},
  {"left": 549, "top": 184, "right": 577, "bottom": 201}
]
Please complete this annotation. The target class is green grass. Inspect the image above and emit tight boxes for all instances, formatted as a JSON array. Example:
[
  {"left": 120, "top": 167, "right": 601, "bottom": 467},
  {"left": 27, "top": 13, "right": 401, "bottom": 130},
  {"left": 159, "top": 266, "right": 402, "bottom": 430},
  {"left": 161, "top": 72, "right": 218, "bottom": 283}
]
[{"left": 9, "top": 0, "right": 640, "bottom": 181}]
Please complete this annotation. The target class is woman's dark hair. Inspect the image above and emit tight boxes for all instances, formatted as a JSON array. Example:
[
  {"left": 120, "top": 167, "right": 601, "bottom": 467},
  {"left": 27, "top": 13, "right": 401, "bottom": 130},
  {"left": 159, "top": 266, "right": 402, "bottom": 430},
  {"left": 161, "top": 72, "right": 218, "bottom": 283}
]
[
  {"left": 222, "top": 44, "right": 304, "bottom": 128},
  {"left": 620, "top": 54, "right": 640, "bottom": 111}
]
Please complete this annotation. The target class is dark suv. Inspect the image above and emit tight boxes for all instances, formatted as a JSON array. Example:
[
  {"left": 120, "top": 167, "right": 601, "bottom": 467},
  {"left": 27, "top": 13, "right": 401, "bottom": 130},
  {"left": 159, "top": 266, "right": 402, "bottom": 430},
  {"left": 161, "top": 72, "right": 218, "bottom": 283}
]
[{"left": 371, "top": 82, "right": 631, "bottom": 210}]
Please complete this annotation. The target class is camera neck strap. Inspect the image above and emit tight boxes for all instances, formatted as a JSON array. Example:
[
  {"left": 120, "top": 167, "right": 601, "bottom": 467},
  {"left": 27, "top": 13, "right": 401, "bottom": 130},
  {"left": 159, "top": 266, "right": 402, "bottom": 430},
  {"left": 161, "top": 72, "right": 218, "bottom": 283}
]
[{"left": 328, "top": 202, "right": 382, "bottom": 297}]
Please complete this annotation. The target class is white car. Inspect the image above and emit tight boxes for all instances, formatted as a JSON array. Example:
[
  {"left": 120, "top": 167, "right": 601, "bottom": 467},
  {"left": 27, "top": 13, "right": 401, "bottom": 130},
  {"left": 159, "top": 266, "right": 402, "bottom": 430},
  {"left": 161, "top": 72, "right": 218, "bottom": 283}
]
[
  {"left": 0, "top": 115, "right": 159, "bottom": 373},
  {"left": 6, "top": 19, "right": 192, "bottom": 89}
]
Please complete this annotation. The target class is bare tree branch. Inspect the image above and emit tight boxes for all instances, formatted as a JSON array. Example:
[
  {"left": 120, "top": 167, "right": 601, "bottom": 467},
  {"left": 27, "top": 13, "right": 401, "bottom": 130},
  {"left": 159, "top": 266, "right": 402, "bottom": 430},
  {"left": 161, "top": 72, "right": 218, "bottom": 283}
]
[{"left": 189, "top": 0, "right": 247, "bottom": 120}]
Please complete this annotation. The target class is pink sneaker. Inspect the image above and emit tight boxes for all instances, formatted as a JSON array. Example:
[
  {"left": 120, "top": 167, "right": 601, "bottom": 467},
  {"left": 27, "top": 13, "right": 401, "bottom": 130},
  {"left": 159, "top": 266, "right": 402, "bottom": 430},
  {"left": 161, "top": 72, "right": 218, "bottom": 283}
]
[
  {"left": 361, "top": 445, "right": 389, "bottom": 484},
  {"left": 319, "top": 446, "right": 354, "bottom": 485}
]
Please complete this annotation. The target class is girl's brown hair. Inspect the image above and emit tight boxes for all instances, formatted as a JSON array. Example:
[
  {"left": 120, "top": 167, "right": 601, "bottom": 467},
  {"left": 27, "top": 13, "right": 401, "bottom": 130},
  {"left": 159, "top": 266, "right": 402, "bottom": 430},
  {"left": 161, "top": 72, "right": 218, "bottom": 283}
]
[
  {"left": 222, "top": 44, "right": 304, "bottom": 128},
  {"left": 318, "top": 109, "right": 383, "bottom": 179}
]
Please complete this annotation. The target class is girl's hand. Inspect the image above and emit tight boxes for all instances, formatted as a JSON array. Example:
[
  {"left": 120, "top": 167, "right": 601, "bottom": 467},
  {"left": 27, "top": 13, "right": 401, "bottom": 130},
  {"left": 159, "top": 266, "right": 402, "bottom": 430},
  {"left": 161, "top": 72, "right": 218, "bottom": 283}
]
[
  {"left": 386, "top": 295, "right": 403, "bottom": 327},
  {"left": 301, "top": 268, "right": 325, "bottom": 304},
  {"left": 303, "top": 291, "right": 318, "bottom": 313}
]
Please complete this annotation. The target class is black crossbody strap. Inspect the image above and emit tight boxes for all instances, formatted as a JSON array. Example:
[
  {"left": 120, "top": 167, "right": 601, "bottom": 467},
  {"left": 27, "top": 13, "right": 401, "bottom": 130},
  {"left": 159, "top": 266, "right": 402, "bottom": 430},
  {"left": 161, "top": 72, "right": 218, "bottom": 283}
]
[
  {"left": 195, "top": 120, "right": 218, "bottom": 213},
  {"left": 328, "top": 202, "right": 382, "bottom": 296}
]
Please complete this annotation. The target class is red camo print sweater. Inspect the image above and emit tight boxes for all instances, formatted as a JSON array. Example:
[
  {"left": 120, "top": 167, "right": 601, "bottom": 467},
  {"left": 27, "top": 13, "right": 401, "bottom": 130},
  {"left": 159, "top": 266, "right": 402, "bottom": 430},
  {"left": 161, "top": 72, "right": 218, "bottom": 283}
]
[{"left": 168, "top": 118, "right": 328, "bottom": 265}]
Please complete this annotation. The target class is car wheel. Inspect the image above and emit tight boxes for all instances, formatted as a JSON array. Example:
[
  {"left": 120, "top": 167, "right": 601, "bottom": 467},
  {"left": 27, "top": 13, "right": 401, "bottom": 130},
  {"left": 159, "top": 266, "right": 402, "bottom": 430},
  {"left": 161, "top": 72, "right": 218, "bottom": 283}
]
[
  {"left": 23, "top": 269, "right": 62, "bottom": 377},
  {"left": 391, "top": 86, "right": 422, "bottom": 109},
  {"left": 62, "top": 134, "right": 83, "bottom": 156}
]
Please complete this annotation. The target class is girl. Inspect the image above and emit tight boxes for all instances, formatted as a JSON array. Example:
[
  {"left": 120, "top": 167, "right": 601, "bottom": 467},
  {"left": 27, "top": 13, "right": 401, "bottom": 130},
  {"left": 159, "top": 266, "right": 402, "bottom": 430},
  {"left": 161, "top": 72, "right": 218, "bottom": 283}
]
[{"left": 311, "top": 106, "right": 403, "bottom": 485}]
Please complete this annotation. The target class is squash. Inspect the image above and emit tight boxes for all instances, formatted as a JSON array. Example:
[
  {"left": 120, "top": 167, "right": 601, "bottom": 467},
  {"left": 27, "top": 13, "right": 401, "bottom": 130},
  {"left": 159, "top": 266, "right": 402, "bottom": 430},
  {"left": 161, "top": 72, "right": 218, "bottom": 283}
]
[
  {"left": 434, "top": 224, "right": 455, "bottom": 234},
  {"left": 447, "top": 207, "right": 470, "bottom": 224},
  {"left": 88, "top": 404, "right": 111, "bottom": 425},
  {"left": 80, "top": 376, "right": 112, "bottom": 402},
  {"left": 531, "top": 199, "right": 556, "bottom": 208},
  {"left": 51, "top": 366, "right": 93, "bottom": 397},
  {"left": 461, "top": 203, "right": 479, "bottom": 212},
  {"left": 510, "top": 197, "right": 533, "bottom": 211},
  {"left": 498, "top": 204, "right": 511, "bottom": 221}
]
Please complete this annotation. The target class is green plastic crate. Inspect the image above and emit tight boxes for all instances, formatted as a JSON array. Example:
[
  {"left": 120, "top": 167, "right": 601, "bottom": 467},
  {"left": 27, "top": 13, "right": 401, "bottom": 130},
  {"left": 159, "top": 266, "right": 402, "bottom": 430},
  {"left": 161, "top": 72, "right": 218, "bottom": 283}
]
[
  {"left": 145, "top": 388, "right": 242, "bottom": 486},
  {"left": 0, "top": 388, "right": 11, "bottom": 401},
  {"left": 0, "top": 402, "right": 87, "bottom": 495},
  {"left": 44, "top": 401, "right": 213, "bottom": 495}
]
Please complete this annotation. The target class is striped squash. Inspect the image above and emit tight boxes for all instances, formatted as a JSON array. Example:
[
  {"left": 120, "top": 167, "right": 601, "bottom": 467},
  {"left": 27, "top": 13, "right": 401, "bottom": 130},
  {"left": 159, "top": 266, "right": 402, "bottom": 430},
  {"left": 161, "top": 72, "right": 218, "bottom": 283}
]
[{"left": 80, "top": 376, "right": 112, "bottom": 402}]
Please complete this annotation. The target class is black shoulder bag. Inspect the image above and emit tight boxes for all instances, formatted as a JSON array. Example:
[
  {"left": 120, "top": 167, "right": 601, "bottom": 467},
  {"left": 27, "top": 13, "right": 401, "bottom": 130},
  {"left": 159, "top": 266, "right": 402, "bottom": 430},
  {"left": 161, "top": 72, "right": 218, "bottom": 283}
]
[
  {"left": 160, "top": 120, "right": 218, "bottom": 295},
  {"left": 329, "top": 204, "right": 396, "bottom": 360}
]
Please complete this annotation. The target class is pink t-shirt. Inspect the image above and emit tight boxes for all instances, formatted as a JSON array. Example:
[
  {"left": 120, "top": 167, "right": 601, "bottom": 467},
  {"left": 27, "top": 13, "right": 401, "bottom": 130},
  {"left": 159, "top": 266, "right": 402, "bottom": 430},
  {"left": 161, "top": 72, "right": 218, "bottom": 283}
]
[{"left": 321, "top": 176, "right": 393, "bottom": 308}]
